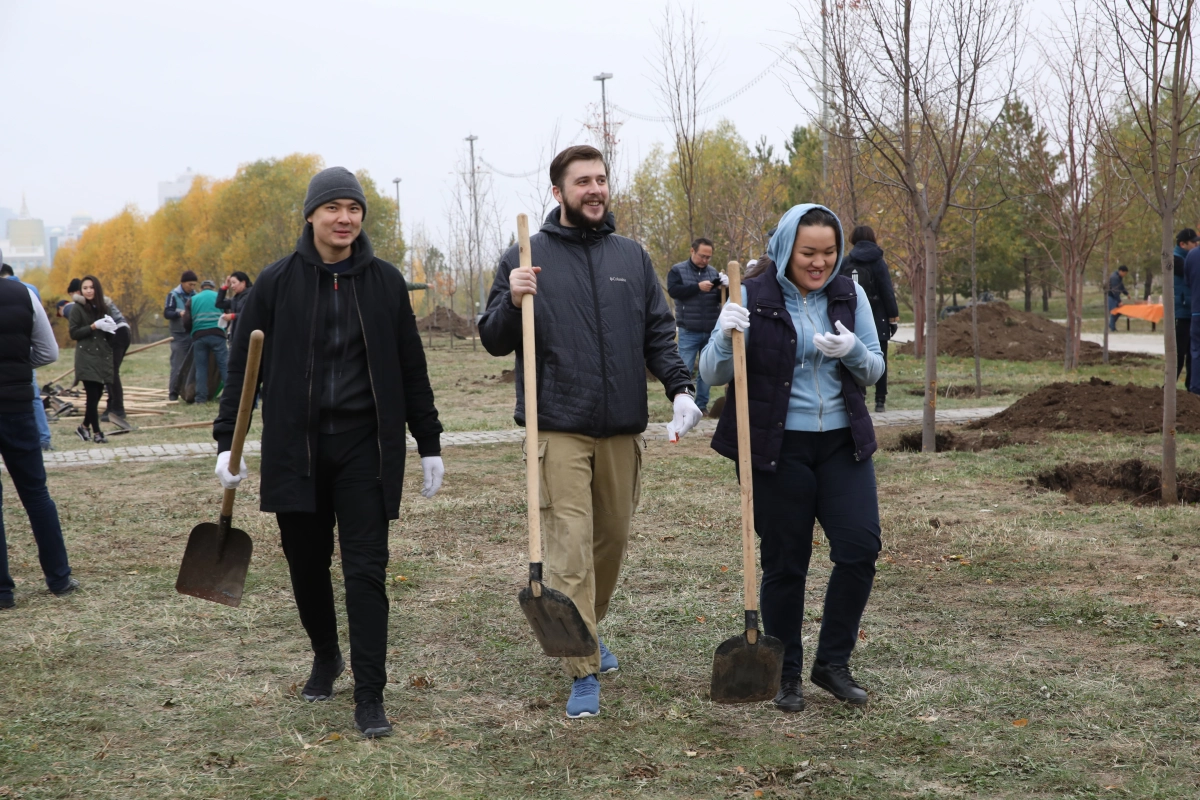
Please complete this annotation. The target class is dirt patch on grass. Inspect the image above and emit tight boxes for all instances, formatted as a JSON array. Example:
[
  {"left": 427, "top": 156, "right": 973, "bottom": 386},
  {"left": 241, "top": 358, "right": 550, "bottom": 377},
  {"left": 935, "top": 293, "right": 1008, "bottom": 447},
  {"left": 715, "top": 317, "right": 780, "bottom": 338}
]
[
  {"left": 905, "top": 384, "right": 1012, "bottom": 398},
  {"left": 893, "top": 427, "right": 1043, "bottom": 452},
  {"left": 416, "top": 305, "right": 476, "bottom": 338},
  {"left": 895, "top": 302, "right": 1150, "bottom": 364},
  {"left": 969, "top": 377, "right": 1200, "bottom": 434},
  {"left": 1035, "top": 458, "right": 1200, "bottom": 504}
]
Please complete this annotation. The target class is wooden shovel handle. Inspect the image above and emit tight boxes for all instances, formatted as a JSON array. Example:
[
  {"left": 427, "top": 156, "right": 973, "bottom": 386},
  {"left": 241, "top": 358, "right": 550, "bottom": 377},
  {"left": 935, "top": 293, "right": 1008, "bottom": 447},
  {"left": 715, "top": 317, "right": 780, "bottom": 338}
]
[
  {"left": 518, "top": 215, "right": 542, "bottom": 572},
  {"left": 728, "top": 262, "right": 759, "bottom": 634},
  {"left": 220, "top": 330, "right": 264, "bottom": 518}
]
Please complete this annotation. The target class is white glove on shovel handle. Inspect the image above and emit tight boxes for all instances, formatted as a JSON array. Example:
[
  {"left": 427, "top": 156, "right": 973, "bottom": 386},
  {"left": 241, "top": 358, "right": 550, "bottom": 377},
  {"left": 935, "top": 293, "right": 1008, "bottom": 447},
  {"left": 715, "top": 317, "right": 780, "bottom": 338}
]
[
  {"left": 666, "top": 393, "right": 704, "bottom": 442},
  {"left": 421, "top": 456, "right": 444, "bottom": 498},
  {"left": 812, "top": 320, "right": 857, "bottom": 360},
  {"left": 717, "top": 303, "right": 750, "bottom": 339},
  {"left": 215, "top": 450, "right": 248, "bottom": 490}
]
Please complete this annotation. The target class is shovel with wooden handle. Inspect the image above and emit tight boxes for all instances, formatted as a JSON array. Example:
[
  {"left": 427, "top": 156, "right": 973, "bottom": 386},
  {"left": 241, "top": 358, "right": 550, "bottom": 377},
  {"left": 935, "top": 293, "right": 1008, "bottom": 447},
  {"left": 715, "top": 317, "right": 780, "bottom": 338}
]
[
  {"left": 514, "top": 213, "right": 597, "bottom": 658},
  {"left": 175, "top": 329, "right": 264, "bottom": 608},
  {"left": 710, "top": 261, "right": 785, "bottom": 703}
]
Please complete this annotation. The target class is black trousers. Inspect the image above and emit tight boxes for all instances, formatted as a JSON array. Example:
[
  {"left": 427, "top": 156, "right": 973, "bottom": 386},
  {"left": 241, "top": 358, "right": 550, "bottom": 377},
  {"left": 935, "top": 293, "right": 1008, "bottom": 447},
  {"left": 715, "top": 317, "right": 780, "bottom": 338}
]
[
  {"left": 105, "top": 327, "right": 130, "bottom": 416},
  {"left": 752, "top": 429, "right": 881, "bottom": 679},
  {"left": 276, "top": 424, "right": 389, "bottom": 704},
  {"left": 875, "top": 340, "right": 889, "bottom": 403},
  {"left": 1176, "top": 318, "right": 1191, "bottom": 387},
  {"left": 81, "top": 381, "right": 104, "bottom": 433}
]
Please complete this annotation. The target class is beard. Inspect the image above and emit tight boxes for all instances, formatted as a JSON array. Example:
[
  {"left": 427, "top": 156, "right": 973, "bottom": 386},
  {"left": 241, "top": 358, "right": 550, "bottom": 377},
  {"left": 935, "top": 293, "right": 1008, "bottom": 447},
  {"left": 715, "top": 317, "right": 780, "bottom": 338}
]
[{"left": 562, "top": 194, "right": 609, "bottom": 229}]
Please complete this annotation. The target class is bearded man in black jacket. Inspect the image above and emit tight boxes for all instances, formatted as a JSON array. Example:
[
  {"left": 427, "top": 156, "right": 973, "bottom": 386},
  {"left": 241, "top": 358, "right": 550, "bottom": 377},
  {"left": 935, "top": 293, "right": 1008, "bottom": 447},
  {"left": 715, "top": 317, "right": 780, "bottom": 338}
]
[
  {"left": 211, "top": 167, "right": 444, "bottom": 738},
  {"left": 479, "top": 145, "right": 702, "bottom": 719}
]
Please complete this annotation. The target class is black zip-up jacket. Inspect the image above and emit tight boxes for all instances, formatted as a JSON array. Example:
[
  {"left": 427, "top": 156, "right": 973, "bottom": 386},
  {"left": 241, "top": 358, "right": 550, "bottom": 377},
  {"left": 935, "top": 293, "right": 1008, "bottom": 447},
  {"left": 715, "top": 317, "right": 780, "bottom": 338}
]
[
  {"left": 213, "top": 225, "right": 442, "bottom": 520},
  {"left": 843, "top": 241, "right": 900, "bottom": 342},
  {"left": 478, "top": 208, "right": 693, "bottom": 437}
]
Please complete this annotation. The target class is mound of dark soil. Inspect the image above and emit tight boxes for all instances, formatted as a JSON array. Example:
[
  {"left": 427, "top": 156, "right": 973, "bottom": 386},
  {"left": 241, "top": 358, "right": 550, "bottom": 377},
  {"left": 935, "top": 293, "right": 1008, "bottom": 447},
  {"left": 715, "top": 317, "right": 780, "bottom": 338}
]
[
  {"left": 894, "top": 428, "right": 1043, "bottom": 452},
  {"left": 1035, "top": 459, "right": 1200, "bottom": 504},
  {"left": 417, "top": 306, "right": 475, "bottom": 338},
  {"left": 969, "top": 377, "right": 1200, "bottom": 434},
  {"left": 896, "top": 303, "right": 1149, "bottom": 364}
]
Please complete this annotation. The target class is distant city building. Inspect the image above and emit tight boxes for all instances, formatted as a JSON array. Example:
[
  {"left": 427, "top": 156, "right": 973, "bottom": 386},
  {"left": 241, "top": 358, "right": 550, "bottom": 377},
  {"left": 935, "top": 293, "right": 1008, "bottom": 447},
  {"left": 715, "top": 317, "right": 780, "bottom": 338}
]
[
  {"left": 0, "top": 196, "right": 47, "bottom": 274},
  {"left": 158, "top": 168, "right": 198, "bottom": 207},
  {"left": 46, "top": 215, "right": 90, "bottom": 267}
]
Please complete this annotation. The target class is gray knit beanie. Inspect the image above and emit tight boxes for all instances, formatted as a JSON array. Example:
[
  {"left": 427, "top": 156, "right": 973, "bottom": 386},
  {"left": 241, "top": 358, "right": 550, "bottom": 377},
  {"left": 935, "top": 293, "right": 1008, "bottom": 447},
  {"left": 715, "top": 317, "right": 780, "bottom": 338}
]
[{"left": 304, "top": 167, "right": 368, "bottom": 220}]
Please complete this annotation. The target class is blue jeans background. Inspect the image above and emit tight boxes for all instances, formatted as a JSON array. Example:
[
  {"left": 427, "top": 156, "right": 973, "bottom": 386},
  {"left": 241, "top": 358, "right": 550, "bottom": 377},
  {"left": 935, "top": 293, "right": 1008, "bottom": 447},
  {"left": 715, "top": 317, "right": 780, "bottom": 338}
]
[
  {"left": 192, "top": 335, "right": 228, "bottom": 403},
  {"left": 1107, "top": 294, "right": 1122, "bottom": 330},
  {"left": 0, "top": 412, "right": 72, "bottom": 602},
  {"left": 677, "top": 327, "right": 713, "bottom": 411},
  {"left": 32, "top": 371, "right": 50, "bottom": 449}
]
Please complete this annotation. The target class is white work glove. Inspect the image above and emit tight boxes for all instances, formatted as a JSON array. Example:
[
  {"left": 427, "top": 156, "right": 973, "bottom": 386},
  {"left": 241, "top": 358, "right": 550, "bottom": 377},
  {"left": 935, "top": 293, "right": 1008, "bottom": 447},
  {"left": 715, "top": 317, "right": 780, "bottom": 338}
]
[
  {"left": 717, "top": 303, "right": 751, "bottom": 339},
  {"left": 666, "top": 394, "right": 704, "bottom": 443},
  {"left": 812, "top": 320, "right": 858, "bottom": 360},
  {"left": 93, "top": 315, "right": 118, "bottom": 334},
  {"left": 215, "top": 450, "right": 248, "bottom": 490},
  {"left": 421, "top": 456, "right": 444, "bottom": 498},
  {"left": 718, "top": 271, "right": 729, "bottom": 287}
]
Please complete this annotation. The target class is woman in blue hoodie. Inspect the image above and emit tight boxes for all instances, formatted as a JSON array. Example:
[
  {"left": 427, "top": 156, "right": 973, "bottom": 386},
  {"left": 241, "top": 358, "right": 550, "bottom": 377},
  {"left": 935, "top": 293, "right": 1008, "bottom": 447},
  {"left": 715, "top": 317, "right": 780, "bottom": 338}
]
[{"left": 700, "top": 204, "right": 885, "bottom": 713}]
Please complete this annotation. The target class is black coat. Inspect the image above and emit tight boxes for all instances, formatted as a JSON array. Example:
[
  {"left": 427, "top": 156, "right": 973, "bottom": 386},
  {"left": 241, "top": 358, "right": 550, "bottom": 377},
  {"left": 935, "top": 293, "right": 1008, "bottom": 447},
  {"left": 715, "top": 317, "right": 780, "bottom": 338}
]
[
  {"left": 666, "top": 258, "right": 722, "bottom": 333},
  {"left": 843, "top": 241, "right": 899, "bottom": 342},
  {"left": 213, "top": 225, "right": 442, "bottom": 520},
  {"left": 478, "top": 208, "right": 693, "bottom": 437},
  {"left": 0, "top": 279, "right": 35, "bottom": 413}
]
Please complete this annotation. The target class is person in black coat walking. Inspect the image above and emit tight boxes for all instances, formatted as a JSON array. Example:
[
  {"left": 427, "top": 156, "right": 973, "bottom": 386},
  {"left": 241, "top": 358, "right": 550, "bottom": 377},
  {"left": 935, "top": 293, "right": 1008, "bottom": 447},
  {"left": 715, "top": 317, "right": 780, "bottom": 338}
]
[
  {"left": 211, "top": 167, "right": 445, "bottom": 739},
  {"left": 843, "top": 226, "right": 899, "bottom": 412}
]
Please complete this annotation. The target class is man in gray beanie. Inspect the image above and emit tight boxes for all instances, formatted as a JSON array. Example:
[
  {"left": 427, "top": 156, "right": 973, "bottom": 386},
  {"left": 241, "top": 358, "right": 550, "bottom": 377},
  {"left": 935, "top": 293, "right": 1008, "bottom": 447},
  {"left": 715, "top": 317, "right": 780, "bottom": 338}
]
[{"left": 211, "top": 166, "right": 444, "bottom": 738}]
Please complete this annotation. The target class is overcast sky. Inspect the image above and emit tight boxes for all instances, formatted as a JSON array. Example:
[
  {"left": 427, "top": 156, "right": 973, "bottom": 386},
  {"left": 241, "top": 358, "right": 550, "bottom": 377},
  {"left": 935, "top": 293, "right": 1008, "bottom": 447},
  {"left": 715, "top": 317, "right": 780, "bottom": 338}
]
[{"left": 1, "top": 0, "right": 1060, "bottom": 247}]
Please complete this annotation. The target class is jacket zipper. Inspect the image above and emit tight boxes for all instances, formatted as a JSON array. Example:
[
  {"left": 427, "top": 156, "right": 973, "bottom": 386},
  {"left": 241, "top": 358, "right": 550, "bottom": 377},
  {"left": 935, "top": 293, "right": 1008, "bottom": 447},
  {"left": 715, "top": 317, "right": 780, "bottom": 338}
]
[
  {"left": 351, "top": 279, "right": 384, "bottom": 482},
  {"left": 304, "top": 266, "right": 321, "bottom": 477},
  {"left": 583, "top": 233, "right": 608, "bottom": 435},
  {"left": 801, "top": 294, "right": 824, "bottom": 432}
]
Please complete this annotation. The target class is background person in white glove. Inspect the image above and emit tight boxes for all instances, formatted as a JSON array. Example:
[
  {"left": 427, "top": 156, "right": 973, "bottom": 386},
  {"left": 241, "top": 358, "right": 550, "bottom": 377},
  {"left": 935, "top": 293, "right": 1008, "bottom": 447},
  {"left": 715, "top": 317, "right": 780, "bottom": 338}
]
[
  {"left": 66, "top": 276, "right": 115, "bottom": 444},
  {"left": 477, "top": 146, "right": 699, "bottom": 718},
  {"left": 209, "top": 167, "right": 445, "bottom": 739},
  {"left": 697, "top": 204, "right": 885, "bottom": 713}
]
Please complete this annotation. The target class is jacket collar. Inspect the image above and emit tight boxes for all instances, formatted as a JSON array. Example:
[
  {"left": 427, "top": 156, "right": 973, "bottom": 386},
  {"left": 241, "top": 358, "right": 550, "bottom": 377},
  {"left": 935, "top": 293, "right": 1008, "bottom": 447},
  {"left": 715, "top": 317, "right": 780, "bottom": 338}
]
[
  {"left": 296, "top": 223, "right": 376, "bottom": 275},
  {"left": 540, "top": 206, "right": 616, "bottom": 244}
]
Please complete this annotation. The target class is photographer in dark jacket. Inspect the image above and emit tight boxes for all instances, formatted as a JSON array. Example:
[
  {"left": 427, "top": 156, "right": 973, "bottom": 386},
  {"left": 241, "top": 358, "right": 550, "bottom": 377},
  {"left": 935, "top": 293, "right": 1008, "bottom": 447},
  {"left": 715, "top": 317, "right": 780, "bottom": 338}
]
[
  {"left": 843, "top": 226, "right": 900, "bottom": 412},
  {"left": 479, "top": 145, "right": 701, "bottom": 719},
  {"left": 666, "top": 238, "right": 727, "bottom": 415},
  {"left": 211, "top": 167, "right": 444, "bottom": 739}
]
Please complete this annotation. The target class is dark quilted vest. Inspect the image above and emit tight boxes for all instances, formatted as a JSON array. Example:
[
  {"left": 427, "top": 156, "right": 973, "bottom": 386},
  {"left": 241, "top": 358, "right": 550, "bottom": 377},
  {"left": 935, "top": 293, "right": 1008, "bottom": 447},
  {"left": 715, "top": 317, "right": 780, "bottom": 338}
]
[
  {"left": 0, "top": 279, "right": 35, "bottom": 414},
  {"left": 710, "top": 266, "right": 877, "bottom": 470},
  {"left": 672, "top": 259, "right": 722, "bottom": 332}
]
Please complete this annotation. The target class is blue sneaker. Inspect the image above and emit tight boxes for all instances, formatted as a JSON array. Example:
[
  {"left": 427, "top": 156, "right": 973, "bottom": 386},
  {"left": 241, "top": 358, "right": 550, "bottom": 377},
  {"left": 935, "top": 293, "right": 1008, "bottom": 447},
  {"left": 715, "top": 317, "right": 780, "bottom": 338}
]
[
  {"left": 566, "top": 674, "right": 600, "bottom": 718},
  {"left": 598, "top": 639, "right": 619, "bottom": 674}
]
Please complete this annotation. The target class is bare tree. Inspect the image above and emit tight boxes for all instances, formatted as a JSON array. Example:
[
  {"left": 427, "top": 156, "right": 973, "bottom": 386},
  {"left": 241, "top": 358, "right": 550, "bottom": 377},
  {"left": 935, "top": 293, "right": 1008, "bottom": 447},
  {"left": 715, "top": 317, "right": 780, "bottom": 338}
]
[
  {"left": 800, "top": 0, "right": 1021, "bottom": 451},
  {"left": 1094, "top": 0, "right": 1200, "bottom": 504},
  {"left": 652, "top": 3, "right": 714, "bottom": 243}
]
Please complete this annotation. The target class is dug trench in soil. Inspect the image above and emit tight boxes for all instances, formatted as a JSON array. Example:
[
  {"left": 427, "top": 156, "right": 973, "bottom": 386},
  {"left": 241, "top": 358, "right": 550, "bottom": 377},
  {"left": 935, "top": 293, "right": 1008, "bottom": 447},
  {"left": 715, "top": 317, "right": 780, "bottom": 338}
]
[
  {"left": 1035, "top": 459, "right": 1200, "bottom": 504},
  {"left": 893, "top": 428, "right": 1044, "bottom": 452},
  {"left": 894, "top": 302, "right": 1153, "bottom": 364},
  {"left": 967, "top": 377, "right": 1200, "bottom": 434}
]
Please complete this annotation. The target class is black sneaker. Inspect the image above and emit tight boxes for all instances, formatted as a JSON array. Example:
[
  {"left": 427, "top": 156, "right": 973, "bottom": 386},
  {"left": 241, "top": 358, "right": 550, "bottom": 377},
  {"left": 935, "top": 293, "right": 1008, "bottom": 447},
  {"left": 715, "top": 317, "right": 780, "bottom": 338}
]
[
  {"left": 169, "top": 394, "right": 179, "bottom": 402},
  {"left": 75, "top": 425, "right": 90, "bottom": 443},
  {"left": 92, "top": 431, "right": 108, "bottom": 445},
  {"left": 52, "top": 577, "right": 80, "bottom": 597},
  {"left": 301, "top": 653, "right": 345, "bottom": 702},
  {"left": 773, "top": 676, "right": 805, "bottom": 712},
  {"left": 810, "top": 660, "right": 868, "bottom": 705},
  {"left": 354, "top": 699, "right": 393, "bottom": 738},
  {"left": 0, "top": 596, "right": 14, "bottom": 610},
  {"left": 875, "top": 402, "right": 886, "bottom": 413}
]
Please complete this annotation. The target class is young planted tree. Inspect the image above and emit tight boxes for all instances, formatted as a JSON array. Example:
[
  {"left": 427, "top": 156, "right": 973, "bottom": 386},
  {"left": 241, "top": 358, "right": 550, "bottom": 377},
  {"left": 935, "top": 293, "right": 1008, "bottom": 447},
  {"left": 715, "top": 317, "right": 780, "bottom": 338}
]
[
  {"left": 1095, "top": 0, "right": 1200, "bottom": 503},
  {"left": 810, "top": 0, "right": 1021, "bottom": 451}
]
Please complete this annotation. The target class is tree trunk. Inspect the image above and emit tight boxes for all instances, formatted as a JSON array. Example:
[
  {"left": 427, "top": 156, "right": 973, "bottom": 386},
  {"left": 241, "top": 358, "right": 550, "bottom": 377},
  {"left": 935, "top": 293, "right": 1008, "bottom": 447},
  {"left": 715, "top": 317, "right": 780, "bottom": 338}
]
[
  {"left": 911, "top": 263, "right": 925, "bottom": 358},
  {"left": 1023, "top": 257, "right": 1032, "bottom": 312},
  {"left": 971, "top": 213, "right": 981, "bottom": 398},
  {"left": 1161, "top": 220, "right": 1178, "bottom": 504},
  {"left": 921, "top": 221, "right": 939, "bottom": 453}
]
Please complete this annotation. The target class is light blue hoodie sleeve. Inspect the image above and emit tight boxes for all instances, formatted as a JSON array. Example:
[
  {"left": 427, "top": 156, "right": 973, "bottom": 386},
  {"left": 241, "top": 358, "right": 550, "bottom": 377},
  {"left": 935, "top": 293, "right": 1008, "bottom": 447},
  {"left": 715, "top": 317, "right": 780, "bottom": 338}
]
[
  {"left": 699, "top": 285, "right": 747, "bottom": 386},
  {"left": 840, "top": 282, "right": 886, "bottom": 386}
]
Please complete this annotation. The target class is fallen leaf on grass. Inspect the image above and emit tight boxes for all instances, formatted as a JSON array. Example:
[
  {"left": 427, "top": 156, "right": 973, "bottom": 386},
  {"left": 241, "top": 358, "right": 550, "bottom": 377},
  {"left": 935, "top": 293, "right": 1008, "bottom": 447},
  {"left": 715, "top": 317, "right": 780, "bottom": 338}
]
[
  {"left": 858, "top": 629, "right": 867, "bottom": 641},
  {"left": 393, "top": 574, "right": 408, "bottom": 583},
  {"left": 1012, "top": 718, "right": 1028, "bottom": 727},
  {"left": 685, "top": 750, "right": 698, "bottom": 757},
  {"left": 1176, "top": 620, "right": 1188, "bottom": 628},
  {"left": 754, "top": 792, "right": 764, "bottom": 798},
  {"left": 409, "top": 675, "right": 433, "bottom": 689},
  {"left": 719, "top": 566, "right": 729, "bottom": 572},
  {"left": 695, "top": 616, "right": 706, "bottom": 623},
  {"left": 660, "top": 535, "right": 676, "bottom": 542},
  {"left": 917, "top": 714, "right": 940, "bottom": 722}
]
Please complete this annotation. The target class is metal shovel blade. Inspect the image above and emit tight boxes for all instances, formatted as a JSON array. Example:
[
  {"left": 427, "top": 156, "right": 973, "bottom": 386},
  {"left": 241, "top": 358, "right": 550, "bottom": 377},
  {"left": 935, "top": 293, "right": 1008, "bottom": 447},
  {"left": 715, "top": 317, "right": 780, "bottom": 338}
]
[
  {"left": 518, "top": 580, "right": 597, "bottom": 658},
  {"left": 710, "top": 628, "right": 785, "bottom": 704},
  {"left": 175, "top": 518, "right": 254, "bottom": 607}
]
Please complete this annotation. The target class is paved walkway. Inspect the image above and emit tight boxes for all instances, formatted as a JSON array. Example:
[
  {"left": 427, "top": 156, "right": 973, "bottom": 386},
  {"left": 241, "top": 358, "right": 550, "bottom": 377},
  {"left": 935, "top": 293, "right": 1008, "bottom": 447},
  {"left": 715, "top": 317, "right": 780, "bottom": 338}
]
[
  {"left": 7, "top": 407, "right": 1006, "bottom": 472},
  {"left": 893, "top": 322, "right": 1165, "bottom": 355}
]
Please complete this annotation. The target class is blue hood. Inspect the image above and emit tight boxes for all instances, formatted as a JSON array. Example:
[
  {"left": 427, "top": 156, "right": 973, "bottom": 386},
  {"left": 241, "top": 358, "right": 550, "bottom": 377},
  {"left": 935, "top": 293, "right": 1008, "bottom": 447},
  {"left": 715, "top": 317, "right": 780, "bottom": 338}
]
[{"left": 766, "top": 203, "right": 846, "bottom": 293}]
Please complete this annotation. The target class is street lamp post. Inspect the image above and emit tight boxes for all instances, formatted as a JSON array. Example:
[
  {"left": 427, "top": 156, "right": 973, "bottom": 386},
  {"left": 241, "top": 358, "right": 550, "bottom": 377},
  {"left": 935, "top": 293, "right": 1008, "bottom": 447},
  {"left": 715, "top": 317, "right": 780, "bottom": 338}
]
[
  {"left": 392, "top": 177, "right": 403, "bottom": 279},
  {"left": 593, "top": 72, "right": 613, "bottom": 166}
]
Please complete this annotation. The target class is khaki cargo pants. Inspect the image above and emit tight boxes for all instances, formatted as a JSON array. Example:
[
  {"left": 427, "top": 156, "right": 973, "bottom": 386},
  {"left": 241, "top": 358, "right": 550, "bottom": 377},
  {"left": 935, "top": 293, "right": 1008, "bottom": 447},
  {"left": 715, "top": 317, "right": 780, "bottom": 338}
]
[{"left": 533, "top": 431, "right": 643, "bottom": 678}]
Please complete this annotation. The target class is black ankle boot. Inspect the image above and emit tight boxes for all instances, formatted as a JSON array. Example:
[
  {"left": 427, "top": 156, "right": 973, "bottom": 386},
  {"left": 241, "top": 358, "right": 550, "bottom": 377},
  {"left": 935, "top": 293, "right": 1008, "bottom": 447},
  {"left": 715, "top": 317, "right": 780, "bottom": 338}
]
[
  {"left": 773, "top": 675, "right": 805, "bottom": 712},
  {"left": 354, "top": 699, "right": 393, "bottom": 738},
  {"left": 301, "top": 653, "right": 345, "bottom": 702},
  {"left": 810, "top": 660, "right": 868, "bottom": 705}
]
